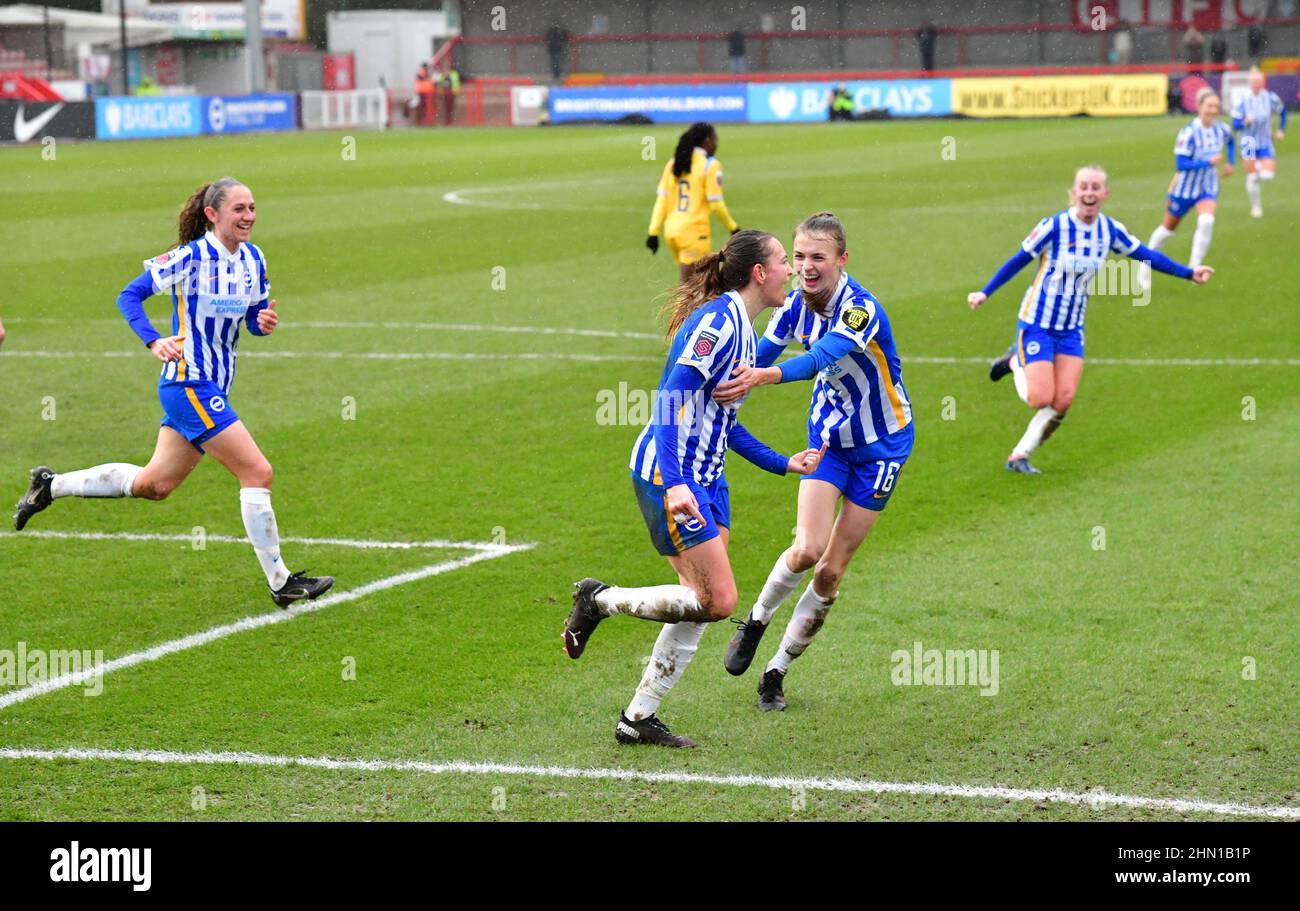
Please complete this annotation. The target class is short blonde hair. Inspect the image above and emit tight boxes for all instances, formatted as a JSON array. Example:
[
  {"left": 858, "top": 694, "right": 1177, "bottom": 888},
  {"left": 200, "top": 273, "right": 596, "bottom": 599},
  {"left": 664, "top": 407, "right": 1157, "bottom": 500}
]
[
  {"left": 1196, "top": 86, "right": 1219, "bottom": 108},
  {"left": 1074, "top": 164, "right": 1109, "bottom": 185}
]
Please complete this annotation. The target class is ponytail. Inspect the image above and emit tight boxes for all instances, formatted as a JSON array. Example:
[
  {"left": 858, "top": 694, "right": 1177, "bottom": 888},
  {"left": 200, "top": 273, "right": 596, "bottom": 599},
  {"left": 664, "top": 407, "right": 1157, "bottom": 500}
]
[
  {"left": 177, "top": 176, "right": 244, "bottom": 246},
  {"left": 672, "top": 122, "right": 716, "bottom": 178},
  {"left": 662, "top": 229, "right": 775, "bottom": 339}
]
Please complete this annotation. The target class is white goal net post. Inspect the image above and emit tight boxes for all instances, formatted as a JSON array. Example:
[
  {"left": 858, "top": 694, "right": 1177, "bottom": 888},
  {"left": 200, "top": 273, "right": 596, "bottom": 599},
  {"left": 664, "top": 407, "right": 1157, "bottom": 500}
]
[
  {"left": 1219, "top": 70, "right": 1251, "bottom": 115},
  {"left": 301, "top": 89, "right": 389, "bottom": 131}
]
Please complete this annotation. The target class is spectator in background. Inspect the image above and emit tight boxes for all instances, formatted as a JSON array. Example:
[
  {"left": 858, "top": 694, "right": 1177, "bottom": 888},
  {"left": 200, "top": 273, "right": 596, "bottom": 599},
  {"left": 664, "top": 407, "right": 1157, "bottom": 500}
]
[
  {"left": 728, "top": 28, "right": 746, "bottom": 75},
  {"left": 439, "top": 68, "right": 460, "bottom": 126},
  {"left": 1210, "top": 34, "right": 1228, "bottom": 66},
  {"left": 1113, "top": 21, "right": 1134, "bottom": 65},
  {"left": 1183, "top": 25, "right": 1205, "bottom": 77},
  {"left": 546, "top": 24, "right": 569, "bottom": 82},
  {"left": 828, "top": 85, "right": 854, "bottom": 121},
  {"left": 1247, "top": 25, "right": 1265, "bottom": 60},
  {"left": 414, "top": 61, "right": 435, "bottom": 126},
  {"left": 917, "top": 21, "right": 937, "bottom": 73}
]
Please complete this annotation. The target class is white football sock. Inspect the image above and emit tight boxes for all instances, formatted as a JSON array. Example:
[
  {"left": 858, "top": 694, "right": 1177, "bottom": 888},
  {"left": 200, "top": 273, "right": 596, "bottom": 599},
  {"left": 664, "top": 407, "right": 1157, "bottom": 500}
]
[
  {"left": 1009, "top": 351, "right": 1030, "bottom": 404},
  {"left": 1258, "top": 169, "right": 1274, "bottom": 182},
  {"left": 240, "top": 487, "right": 290, "bottom": 590},
  {"left": 1246, "top": 173, "right": 1262, "bottom": 210},
  {"left": 50, "top": 463, "right": 142, "bottom": 499},
  {"left": 625, "top": 621, "right": 707, "bottom": 720},
  {"left": 750, "top": 549, "right": 808, "bottom": 625},
  {"left": 1189, "top": 213, "right": 1215, "bottom": 267},
  {"left": 1010, "top": 406, "right": 1063, "bottom": 460},
  {"left": 1147, "top": 225, "right": 1174, "bottom": 250},
  {"left": 766, "top": 583, "right": 835, "bottom": 675},
  {"left": 595, "top": 584, "right": 711, "bottom": 622}
]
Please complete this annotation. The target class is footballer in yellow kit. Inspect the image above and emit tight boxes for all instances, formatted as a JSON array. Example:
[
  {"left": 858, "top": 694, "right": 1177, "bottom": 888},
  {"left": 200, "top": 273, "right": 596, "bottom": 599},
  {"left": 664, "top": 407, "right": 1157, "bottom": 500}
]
[{"left": 646, "top": 122, "right": 740, "bottom": 279}]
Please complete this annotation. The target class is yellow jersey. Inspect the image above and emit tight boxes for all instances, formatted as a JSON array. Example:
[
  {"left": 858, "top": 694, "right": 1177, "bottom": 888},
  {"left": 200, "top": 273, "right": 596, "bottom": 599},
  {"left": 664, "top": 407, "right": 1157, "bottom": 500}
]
[{"left": 647, "top": 148, "right": 738, "bottom": 240}]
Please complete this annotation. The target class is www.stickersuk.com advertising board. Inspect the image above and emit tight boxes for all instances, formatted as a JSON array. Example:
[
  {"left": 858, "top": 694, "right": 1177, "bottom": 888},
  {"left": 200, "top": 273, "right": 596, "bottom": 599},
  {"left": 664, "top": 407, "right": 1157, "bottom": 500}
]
[{"left": 951, "top": 74, "right": 1169, "bottom": 118}]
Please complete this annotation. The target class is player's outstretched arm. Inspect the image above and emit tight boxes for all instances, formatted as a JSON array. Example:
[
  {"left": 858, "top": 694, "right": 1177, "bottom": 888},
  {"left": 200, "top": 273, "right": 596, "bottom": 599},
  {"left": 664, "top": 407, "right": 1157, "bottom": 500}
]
[
  {"left": 970, "top": 248, "right": 1034, "bottom": 310},
  {"left": 1126, "top": 244, "right": 1212, "bottom": 282}
]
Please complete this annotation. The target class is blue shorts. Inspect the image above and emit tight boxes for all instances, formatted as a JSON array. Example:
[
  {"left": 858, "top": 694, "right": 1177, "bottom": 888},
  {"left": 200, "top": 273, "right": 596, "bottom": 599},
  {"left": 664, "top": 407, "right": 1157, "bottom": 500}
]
[
  {"left": 1016, "top": 322, "right": 1084, "bottom": 366},
  {"left": 1242, "top": 142, "right": 1274, "bottom": 161},
  {"left": 631, "top": 471, "right": 729, "bottom": 557},
  {"left": 803, "top": 444, "right": 909, "bottom": 512},
  {"left": 159, "top": 381, "right": 239, "bottom": 452},
  {"left": 1166, "top": 192, "right": 1214, "bottom": 218}
]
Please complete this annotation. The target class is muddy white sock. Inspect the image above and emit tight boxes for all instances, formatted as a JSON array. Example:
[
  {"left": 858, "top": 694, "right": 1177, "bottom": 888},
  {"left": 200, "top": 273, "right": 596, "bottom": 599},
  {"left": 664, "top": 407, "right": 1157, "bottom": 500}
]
[
  {"left": 596, "top": 585, "right": 711, "bottom": 622},
  {"left": 625, "top": 621, "right": 707, "bottom": 720},
  {"left": 751, "top": 549, "right": 807, "bottom": 625},
  {"left": 1011, "top": 406, "right": 1062, "bottom": 459},
  {"left": 50, "top": 464, "right": 142, "bottom": 498},
  {"left": 766, "top": 584, "right": 834, "bottom": 675},
  {"left": 240, "top": 487, "right": 290, "bottom": 590},
  {"left": 1189, "top": 213, "right": 1215, "bottom": 267}
]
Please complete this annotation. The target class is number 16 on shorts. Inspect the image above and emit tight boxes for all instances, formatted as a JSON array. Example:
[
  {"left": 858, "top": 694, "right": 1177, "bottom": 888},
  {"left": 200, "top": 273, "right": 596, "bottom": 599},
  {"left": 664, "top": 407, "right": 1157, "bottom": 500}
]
[{"left": 870, "top": 460, "right": 902, "bottom": 505}]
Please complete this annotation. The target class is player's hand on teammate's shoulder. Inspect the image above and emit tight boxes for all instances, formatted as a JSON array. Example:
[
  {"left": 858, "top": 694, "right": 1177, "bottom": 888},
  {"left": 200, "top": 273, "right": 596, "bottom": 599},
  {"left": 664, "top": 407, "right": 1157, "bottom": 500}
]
[
  {"left": 967, "top": 291, "right": 987, "bottom": 310},
  {"left": 787, "top": 443, "right": 828, "bottom": 476},
  {"left": 257, "top": 299, "right": 279, "bottom": 334},
  {"left": 645, "top": 235, "right": 659, "bottom": 255},
  {"left": 1191, "top": 265, "right": 1214, "bottom": 284},
  {"left": 713, "top": 363, "right": 774, "bottom": 406}
]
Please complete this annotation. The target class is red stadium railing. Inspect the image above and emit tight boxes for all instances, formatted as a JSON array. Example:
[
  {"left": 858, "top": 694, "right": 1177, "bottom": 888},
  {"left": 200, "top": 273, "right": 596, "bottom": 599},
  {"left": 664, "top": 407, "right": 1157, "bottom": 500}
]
[{"left": 448, "top": 19, "right": 1300, "bottom": 76}]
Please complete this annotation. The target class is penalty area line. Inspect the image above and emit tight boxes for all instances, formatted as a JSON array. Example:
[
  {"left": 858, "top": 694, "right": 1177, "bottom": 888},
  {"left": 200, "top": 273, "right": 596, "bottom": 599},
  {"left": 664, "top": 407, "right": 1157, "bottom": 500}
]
[
  {"left": 0, "top": 543, "right": 532, "bottom": 713},
  {"left": 0, "top": 746, "right": 1294, "bottom": 820}
]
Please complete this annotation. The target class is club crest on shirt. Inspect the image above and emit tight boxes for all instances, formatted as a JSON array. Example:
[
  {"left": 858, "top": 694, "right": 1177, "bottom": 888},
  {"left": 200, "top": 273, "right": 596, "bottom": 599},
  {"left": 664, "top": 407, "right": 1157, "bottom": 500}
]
[
  {"left": 693, "top": 330, "right": 719, "bottom": 358},
  {"left": 842, "top": 306, "right": 871, "bottom": 332}
]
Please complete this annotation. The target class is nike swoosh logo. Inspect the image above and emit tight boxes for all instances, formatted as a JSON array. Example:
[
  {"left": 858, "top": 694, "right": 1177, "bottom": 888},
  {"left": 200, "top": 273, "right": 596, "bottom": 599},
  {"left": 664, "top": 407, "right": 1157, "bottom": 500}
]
[{"left": 14, "top": 104, "right": 64, "bottom": 143}]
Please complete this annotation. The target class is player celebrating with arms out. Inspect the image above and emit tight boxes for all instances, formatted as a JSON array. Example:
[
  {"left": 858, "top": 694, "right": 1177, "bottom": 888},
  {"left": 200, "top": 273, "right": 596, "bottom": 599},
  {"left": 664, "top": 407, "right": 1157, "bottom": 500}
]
[
  {"left": 973, "top": 166, "right": 1213, "bottom": 474},
  {"left": 563, "top": 230, "right": 825, "bottom": 748},
  {"left": 13, "top": 178, "right": 334, "bottom": 608},
  {"left": 1143, "top": 87, "right": 1234, "bottom": 278},
  {"left": 711, "top": 213, "right": 913, "bottom": 712},
  {"left": 1232, "top": 67, "right": 1287, "bottom": 218},
  {"left": 645, "top": 122, "right": 741, "bottom": 281}
]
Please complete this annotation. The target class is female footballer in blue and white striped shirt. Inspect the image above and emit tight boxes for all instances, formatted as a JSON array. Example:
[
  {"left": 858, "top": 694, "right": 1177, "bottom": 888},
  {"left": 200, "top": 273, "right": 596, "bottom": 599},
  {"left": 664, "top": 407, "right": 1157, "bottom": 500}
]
[
  {"left": 970, "top": 166, "right": 1213, "bottom": 474},
  {"left": 1145, "top": 87, "right": 1235, "bottom": 269},
  {"left": 563, "top": 230, "right": 825, "bottom": 748},
  {"left": 13, "top": 178, "right": 333, "bottom": 608}
]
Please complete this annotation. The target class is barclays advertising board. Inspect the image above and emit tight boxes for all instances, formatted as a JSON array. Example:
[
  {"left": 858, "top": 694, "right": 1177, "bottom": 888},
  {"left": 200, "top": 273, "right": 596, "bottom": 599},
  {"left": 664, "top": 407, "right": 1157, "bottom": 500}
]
[
  {"left": 95, "top": 96, "right": 203, "bottom": 140},
  {"left": 747, "top": 80, "right": 952, "bottom": 122}
]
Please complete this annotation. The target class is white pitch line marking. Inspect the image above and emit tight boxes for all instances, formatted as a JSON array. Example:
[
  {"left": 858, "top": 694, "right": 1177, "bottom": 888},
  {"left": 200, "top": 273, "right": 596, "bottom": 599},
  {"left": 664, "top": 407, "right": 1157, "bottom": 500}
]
[
  {"left": 0, "top": 746, "right": 1293, "bottom": 820},
  {"left": 0, "top": 529, "right": 509, "bottom": 551},
  {"left": 0, "top": 350, "right": 659, "bottom": 364},
  {"left": 0, "top": 544, "right": 532, "bottom": 712}
]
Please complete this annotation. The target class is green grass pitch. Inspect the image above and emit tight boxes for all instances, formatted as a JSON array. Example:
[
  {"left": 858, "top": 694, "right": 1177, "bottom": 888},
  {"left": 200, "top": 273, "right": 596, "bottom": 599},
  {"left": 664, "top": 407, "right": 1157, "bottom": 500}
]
[{"left": 0, "top": 116, "right": 1296, "bottom": 821}]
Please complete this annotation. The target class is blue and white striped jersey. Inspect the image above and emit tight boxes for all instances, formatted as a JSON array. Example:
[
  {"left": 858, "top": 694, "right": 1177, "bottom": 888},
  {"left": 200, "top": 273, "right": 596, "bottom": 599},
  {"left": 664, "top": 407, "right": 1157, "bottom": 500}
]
[
  {"left": 1171, "top": 119, "right": 1233, "bottom": 199},
  {"left": 1015, "top": 209, "right": 1140, "bottom": 331},
  {"left": 630, "top": 291, "right": 757, "bottom": 487},
  {"left": 145, "top": 231, "right": 269, "bottom": 395},
  {"left": 764, "top": 273, "right": 912, "bottom": 454},
  {"left": 1232, "top": 90, "right": 1284, "bottom": 155}
]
